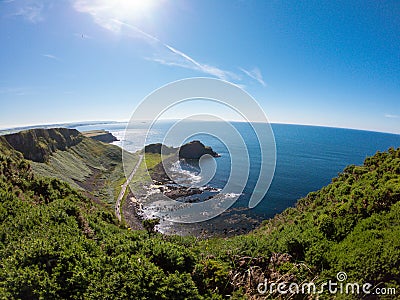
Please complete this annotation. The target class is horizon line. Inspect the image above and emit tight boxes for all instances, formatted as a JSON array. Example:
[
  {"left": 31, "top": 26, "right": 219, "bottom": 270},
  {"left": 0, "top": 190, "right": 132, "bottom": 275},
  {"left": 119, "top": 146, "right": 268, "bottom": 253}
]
[{"left": 1, "top": 119, "right": 399, "bottom": 136}]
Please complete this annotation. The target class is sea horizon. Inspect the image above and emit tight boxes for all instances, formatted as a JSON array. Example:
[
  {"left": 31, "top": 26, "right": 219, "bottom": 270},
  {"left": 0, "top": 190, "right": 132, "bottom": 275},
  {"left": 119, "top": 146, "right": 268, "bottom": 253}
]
[{"left": 1, "top": 119, "right": 400, "bottom": 136}]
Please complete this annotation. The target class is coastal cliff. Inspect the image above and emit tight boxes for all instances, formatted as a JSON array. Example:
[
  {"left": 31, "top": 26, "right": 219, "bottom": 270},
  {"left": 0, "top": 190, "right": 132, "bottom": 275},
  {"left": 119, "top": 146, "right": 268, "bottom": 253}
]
[
  {"left": 2, "top": 127, "right": 136, "bottom": 205},
  {"left": 4, "top": 128, "right": 82, "bottom": 162}
]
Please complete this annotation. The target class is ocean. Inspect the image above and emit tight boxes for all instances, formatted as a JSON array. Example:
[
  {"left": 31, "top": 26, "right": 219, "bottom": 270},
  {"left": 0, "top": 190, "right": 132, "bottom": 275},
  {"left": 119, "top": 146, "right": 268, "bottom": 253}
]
[{"left": 74, "top": 121, "right": 400, "bottom": 235}]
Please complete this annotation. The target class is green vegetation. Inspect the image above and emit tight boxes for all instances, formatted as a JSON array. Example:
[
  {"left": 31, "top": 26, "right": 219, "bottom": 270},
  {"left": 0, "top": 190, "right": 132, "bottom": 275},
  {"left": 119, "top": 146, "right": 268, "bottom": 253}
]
[
  {"left": 3, "top": 128, "right": 138, "bottom": 207},
  {"left": 128, "top": 153, "right": 167, "bottom": 193},
  {"left": 143, "top": 218, "right": 161, "bottom": 236},
  {"left": 0, "top": 143, "right": 202, "bottom": 299},
  {"left": 0, "top": 132, "right": 399, "bottom": 299},
  {"left": 31, "top": 135, "right": 137, "bottom": 206}
]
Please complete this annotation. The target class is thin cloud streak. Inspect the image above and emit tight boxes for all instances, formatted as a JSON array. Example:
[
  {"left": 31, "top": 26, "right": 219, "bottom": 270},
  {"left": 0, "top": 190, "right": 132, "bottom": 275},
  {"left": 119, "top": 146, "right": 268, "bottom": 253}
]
[
  {"left": 73, "top": 2, "right": 264, "bottom": 85},
  {"left": 163, "top": 43, "right": 237, "bottom": 81},
  {"left": 112, "top": 19, "right": 237, "bottom": 81},
  {"left": 42, "top": 54, "right": 60, "bottom": 61},
  {"left": 111, "top": 19, "right": 160, "bottom": 42},
  {"left": 239, "top": 67, "right": 266, "bottom": 87},
  {"left": 385, "top": 114, "right": 400, "bottom": 119},
  {"left": 0, "top": 86, "right": 37, "bottom": 96}
]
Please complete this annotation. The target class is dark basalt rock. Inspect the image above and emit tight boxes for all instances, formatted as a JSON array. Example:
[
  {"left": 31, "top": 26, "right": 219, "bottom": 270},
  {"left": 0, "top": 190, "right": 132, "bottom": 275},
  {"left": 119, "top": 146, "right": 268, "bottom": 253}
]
[
  {"left": 144, "top": 140, "right": 219, "bottom": 160},
  {"left": 179, "top": 140, "right": 220, "bottom": 159}
]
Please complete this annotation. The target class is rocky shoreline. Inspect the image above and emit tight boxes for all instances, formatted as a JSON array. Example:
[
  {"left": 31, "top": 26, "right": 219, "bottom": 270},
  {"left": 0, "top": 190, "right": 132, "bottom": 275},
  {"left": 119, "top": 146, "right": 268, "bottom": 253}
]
[
  {"left": 123, "top": 141, "right": 263, "bottom": 237},
  {"left": 143, "top": 141, "right": 222, "bottom": 204}
]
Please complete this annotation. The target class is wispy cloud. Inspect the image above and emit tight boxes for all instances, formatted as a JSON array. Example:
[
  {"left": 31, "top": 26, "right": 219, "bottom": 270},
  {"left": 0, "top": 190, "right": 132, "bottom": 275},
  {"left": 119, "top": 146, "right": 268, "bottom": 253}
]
[
  {"left": 72, "top": 1, "right": 263, "bottom": 85},
  {"left": 12, "top": 1, "right": 44, "bottom": 23},
  {"left": 104, "top": 18, "right": 239, "bottom": 81},
  {"left": 42, "top": 54, "right": 60, "bottom": 61},
  {"left": 0, "top": 86, "right": 36, "bottom": 96},
  {"left": 73, "top": 0, "right": 145, "bottom": 33},
  {"left": 385, "top": 114, "right": 400, "bottom": 119},
  {"left": 162, "top": 43, "right": 239, "bottom": 81},
  {"left": 239, "top": 67, "right": 266, "bottom": 86}
]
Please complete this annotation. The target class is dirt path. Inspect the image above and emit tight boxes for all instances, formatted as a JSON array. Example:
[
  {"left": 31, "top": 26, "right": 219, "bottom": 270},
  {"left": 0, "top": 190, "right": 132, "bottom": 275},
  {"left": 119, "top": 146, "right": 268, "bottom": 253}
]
[{"left": 115, "top": 155, "right": 143, "bottom": 222}]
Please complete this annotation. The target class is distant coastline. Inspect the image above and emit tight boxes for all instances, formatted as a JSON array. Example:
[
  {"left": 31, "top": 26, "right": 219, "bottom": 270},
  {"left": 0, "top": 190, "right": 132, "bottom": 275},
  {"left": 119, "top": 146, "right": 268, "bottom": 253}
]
[
  {"left": 0, "top": 121, "right": 121, "bottom": 135},
  {"left": 82, "top": 130, "right": 119, "bottom": 143}
]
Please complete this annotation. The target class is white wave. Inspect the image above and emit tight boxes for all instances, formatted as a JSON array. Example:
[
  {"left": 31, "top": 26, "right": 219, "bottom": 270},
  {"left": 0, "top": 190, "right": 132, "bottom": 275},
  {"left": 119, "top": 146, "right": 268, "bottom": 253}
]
[
  {"left": 223, "top": 192, "right": 242, "bottom": 199},
  {"left": 169, "top": 161, "right": 202, "bottom": 183},
  {"left": 144, "top": 188, "right": 161, "bottom": 198}
]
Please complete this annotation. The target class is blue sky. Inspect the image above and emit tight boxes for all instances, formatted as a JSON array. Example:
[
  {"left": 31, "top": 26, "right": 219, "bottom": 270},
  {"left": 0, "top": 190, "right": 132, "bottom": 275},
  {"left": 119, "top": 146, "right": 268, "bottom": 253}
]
[{"left": 0, "top": 0, "right": 399, "bottom": 133}]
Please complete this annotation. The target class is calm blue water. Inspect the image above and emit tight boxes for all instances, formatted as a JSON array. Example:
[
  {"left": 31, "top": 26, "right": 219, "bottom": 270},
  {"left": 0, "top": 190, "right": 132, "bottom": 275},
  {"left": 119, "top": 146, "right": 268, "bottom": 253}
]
[{"left": 74, "top": 121, "right": 400, "bottom": 232}]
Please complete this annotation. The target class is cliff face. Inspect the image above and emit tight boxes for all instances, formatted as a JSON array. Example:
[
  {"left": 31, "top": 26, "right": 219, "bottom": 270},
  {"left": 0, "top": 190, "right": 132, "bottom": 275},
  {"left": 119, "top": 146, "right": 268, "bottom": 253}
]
[{"left": 4, "top": 128, "right": 83, "bottom": 162}]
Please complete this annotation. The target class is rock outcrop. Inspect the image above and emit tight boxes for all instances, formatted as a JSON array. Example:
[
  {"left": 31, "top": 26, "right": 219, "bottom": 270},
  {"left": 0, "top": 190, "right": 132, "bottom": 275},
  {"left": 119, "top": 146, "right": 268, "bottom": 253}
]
[
  {"left": 4, "top": 128, "right": 83, "bottom": 162},
  {"left": 178, "top": 140, "right": 220, "bottom": 159},
  {"left": 144, "top": 140, "right": 219, "bottom": 160}
]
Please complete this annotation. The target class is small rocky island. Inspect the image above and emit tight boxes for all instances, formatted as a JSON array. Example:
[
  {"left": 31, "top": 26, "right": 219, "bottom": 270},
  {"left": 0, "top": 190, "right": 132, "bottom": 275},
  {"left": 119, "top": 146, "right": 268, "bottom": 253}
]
[
  {"left": 178, "top": 140, "right": 220, "bottom": 159},
  {"left": 144, "top": 140, "right": 220, "bottom": 159}
]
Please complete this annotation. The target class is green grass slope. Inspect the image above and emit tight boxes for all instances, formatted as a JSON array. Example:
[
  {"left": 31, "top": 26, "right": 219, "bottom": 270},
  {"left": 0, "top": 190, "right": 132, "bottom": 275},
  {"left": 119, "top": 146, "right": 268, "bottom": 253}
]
[
  {"left": 0, "top": 139, "right": 399, "bottom": 299},
  {"left": 3, "top": 128, "right": 138, "bottom": 206}
]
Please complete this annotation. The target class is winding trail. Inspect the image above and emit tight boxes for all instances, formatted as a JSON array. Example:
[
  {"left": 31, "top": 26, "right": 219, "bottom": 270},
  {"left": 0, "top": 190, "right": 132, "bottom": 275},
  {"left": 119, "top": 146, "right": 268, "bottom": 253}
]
[{"left": 115, "top": 155, "right": 143, "bottom": 222}]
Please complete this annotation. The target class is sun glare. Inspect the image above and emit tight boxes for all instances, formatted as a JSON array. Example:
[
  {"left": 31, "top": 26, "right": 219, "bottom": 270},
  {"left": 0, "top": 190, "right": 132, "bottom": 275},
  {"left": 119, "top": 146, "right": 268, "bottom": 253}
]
[
  {"left": 110, "top": 0, "right": 156, "bottom": 19},
  {"left": 73, "top": 0, "right": 160, "bottom": 33}
]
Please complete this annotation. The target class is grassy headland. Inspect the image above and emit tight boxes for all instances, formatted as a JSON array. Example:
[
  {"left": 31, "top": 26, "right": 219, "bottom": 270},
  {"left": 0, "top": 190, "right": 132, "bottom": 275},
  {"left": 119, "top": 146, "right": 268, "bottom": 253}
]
[{"left": 3, "top": 128, "right": 138, "bottom": 208}]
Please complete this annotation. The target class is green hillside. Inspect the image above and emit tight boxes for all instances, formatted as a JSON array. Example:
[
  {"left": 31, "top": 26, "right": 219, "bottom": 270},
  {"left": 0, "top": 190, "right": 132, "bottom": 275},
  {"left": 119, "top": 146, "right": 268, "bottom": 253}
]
[
  {"left": 3, "top": 128, "right": 138, "bottom": 206},
  {"left": 0, "top": 133, "right": 399, "bottom": 299}
]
